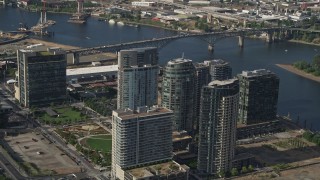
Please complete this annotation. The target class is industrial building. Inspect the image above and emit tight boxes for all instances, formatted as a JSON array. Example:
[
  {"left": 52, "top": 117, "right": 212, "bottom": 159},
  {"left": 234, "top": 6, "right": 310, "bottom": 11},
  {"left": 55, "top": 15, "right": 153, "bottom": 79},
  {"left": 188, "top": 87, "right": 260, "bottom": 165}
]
[
  {"left": 197, "top": 79, "right": 239, "bottom": 176},
  {"left": 15, "top": 47, "right": 66, "bottom": 107},
  {"left": 238, "top": 69, "right": 279, "bottom": 125}
]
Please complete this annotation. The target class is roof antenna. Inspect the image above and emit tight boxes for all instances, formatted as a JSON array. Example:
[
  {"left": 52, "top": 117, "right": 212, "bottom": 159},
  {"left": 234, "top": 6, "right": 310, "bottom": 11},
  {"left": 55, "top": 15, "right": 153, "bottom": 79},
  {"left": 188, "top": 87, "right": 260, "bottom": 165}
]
[{"left": 182, "top": 52, "right": 184, "bottom": 59}]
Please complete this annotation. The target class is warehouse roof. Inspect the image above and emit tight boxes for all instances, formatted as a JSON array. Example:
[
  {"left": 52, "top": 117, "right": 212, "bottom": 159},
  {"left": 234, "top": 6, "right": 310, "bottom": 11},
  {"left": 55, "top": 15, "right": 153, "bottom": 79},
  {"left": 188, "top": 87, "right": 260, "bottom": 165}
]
[{"left": 67, "top": 65, "right": 118, "bottom": 76}]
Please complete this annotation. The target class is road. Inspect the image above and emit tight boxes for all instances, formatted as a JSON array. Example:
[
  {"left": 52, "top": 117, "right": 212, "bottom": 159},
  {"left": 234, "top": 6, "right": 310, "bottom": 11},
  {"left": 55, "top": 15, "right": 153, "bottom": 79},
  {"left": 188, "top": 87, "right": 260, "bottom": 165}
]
[
  {"left": 0, "top": 84, "right": 107, "bottom": 179},
  {"left": 0, "top": 150, "right": 26, "bottom": 180}
]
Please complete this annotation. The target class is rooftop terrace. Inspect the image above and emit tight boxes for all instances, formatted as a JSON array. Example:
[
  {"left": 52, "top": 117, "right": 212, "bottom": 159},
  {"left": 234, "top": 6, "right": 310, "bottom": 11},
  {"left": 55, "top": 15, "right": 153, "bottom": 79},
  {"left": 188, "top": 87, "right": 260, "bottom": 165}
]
[{"left": 126, "top": 161, "right": 189, "bottom": 179}]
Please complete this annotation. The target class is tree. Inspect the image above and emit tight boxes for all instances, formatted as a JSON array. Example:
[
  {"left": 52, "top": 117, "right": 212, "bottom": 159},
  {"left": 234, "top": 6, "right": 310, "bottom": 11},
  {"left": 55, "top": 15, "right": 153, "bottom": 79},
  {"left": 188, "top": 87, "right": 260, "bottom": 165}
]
[
  {"left": 218, "top": 171, "right": 226, "bottom": 178},
  {"left": 241, "top": 166, "right": 248, "bottom": 174},
  {"left": 135, "top": 10, "right": 141, "bottom": 21},
  {"left": 313, "top": 55, "right": 320, "bottom": 69},
  {"left": 231, "top": 168, "right": 239, "bottom": 176},
  {"left": 248, "top": 165, "right": 254, "bottom": 172}
]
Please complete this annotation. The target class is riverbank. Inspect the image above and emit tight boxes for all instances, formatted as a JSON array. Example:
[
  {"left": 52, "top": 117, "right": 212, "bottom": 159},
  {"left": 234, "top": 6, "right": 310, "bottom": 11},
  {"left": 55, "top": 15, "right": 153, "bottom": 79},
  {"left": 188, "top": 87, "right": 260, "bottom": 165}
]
[
  {"left": 22, "top": 38, "right": 79, "bottom": 50},
  {"left": 0, "top": 33, "right": 28, "bottom": 45},
  {"left": 98, "top": 17, "right": 195, "bottom": 34},
  {"left": 276, "top": 64, "right": 320, "bottom": 83},
  {"left": 288, "top": 39, "right": 320, "bottom": 47},
  {"left": 24, "top": 38, "right": 117, "bottom": 65}
]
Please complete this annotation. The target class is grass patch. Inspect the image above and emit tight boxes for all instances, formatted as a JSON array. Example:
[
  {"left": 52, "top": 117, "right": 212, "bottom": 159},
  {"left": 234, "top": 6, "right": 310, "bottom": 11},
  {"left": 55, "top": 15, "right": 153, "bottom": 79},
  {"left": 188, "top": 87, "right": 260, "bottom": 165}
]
[
  {"left": 273, "top": 138, "right": 307, "bottom": 150},
  {"left": 262, "top": 144, "right": 277, "bottom": 150},
  {"left": 89, "top": 135, "right": 112, "bottom": 139},
  {"left": 272, "top": 163, "right": 292, "bottom": 173},
  {"left": 85, "top": 135, "right": 112, "bottom": 153},
  {"left": 39, "top": 106, "right": 87, "bottom": 125}
]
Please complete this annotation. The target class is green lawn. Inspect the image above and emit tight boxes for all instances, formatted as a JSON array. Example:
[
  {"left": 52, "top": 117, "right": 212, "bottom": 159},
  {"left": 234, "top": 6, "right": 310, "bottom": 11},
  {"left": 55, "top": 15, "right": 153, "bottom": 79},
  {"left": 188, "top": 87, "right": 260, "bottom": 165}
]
[
  {"left": 85, "top": 135, "right": 112, "bottom": 153},
  {"left": 39, "top": 107, "right": 86, "bottom": 124}
]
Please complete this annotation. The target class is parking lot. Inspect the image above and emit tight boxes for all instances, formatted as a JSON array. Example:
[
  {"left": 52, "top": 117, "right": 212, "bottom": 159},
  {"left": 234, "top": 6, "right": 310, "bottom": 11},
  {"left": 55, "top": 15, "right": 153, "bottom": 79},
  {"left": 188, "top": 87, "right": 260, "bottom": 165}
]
[{"left": 5, "top": 131, "right": 81, "bottom": 175}]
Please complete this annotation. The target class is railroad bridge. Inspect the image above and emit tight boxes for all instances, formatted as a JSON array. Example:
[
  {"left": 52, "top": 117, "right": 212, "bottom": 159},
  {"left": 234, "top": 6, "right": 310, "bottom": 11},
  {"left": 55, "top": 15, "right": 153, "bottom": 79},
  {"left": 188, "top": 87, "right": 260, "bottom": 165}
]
[{"left": 67, "top": 27, "right": 288, "bottom": 64}]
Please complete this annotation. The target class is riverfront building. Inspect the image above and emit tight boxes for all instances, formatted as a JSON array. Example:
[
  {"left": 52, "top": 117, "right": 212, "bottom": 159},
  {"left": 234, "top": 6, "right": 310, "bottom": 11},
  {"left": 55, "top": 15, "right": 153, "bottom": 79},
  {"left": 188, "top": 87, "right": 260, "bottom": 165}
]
[
  {"left": 194, "top": 62, "right": 211, "bottom": 133},
  {"left": 66, "top": 65, "right": 118, "bottom": 84},
  {"left": 14, "top": 47, "right": 66, "bottom": 107},
  {"left": 117, "top": 47, "right": 159, "bottom": 110},
  {"left": 111, "top": 106, "right": 173, "bottom": 180},
  {"left": 197, "top": 79, "right": 239, "bottom": 175},
  {"left": 209, "top": 59, "right": 232, "bottom": 81},
  {"left": 238, "top": 69, "right": 279, "bottom": 125},
  {"left": 161, "top": 58, "right": 196, "bottom": 133}
]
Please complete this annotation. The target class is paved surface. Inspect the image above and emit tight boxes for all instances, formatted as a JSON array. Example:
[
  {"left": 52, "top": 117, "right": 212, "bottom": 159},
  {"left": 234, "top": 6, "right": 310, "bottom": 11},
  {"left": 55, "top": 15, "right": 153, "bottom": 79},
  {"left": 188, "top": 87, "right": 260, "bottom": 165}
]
[
  {"left": 0, "top": 83, "right": 113, "bottom": 179},
  {"left": 0, "top": 150, "right": 26, "bottom": 180},
  {"left": 6, "top": 132, "right": 81, "bottom": 175}
]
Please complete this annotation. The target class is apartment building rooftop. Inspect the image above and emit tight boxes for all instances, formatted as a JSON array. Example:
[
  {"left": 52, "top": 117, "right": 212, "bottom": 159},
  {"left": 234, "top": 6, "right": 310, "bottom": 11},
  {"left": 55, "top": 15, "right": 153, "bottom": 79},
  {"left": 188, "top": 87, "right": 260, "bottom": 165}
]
[
  {"left": 113, "top": 106, "right": 172, "bottom": 120},
  {"left": 241, "top": 69, "right": 274, "bottom": 77},
  {"left": 208, "top": 78, "right": 238, "bottom": 86},
  {"left": 19, "top": 47, "right": 65, "bottom": 56},
  {"left": 167, "top": 58, "right": 192, "bottom": 65}
]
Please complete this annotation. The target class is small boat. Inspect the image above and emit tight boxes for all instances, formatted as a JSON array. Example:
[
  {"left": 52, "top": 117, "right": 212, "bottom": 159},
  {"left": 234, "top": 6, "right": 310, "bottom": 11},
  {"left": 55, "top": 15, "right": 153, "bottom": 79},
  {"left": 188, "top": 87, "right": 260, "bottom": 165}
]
[
  {"left": 47, "top": 20, "right": 56, "bottom": 25},
  {"left": 285, "top": 49, "right": 288, "bottom": 52},
  {"left": 117, "top": 21, "right": 124, "bottom": 26},
  {"left": 127, "top": 23, "right": 139, "bottom": 28},
  {"left": 108, "top": 19, "right": 116, "bottom": 24}
]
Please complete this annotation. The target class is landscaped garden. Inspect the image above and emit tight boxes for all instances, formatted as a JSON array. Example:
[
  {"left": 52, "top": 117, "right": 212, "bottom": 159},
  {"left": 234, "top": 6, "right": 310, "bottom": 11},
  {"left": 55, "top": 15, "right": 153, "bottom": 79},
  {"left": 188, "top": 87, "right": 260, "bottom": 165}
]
[
  {"left": 83, "top": 135, "right": 112, "bottom": 153},
  {"left": 55, "top": 124, "right": 112, "bottom": 167},
  {"left": 38, "top": 106, "right": 87, "bottom": 125}
]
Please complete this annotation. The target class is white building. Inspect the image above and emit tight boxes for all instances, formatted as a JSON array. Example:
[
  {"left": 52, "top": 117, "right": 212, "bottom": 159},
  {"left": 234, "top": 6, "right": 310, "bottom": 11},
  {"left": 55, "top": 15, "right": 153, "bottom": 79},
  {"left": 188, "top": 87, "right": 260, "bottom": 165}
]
[
  {"left": 66, "top": 65, "right": 118, "bottom": 84},
  {"left": 117, "top": 47, "right": 159, "bottom": 110},
  {"left": 111, "top": 106, "right": 173, "bottom": 180},
  {"left": 131, "top": 1, "right": 155, "bottom": 7}
]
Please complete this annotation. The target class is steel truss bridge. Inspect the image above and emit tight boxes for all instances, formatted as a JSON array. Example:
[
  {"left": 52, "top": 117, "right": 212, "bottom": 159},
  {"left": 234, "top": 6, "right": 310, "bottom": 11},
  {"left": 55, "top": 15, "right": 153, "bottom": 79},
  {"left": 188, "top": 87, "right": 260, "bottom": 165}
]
[
  {"left": 67, "top": 27, "right": 288, "bottom": 64},
  {"left": 1, "top": 28, "right": 288, "bottom": 63}
]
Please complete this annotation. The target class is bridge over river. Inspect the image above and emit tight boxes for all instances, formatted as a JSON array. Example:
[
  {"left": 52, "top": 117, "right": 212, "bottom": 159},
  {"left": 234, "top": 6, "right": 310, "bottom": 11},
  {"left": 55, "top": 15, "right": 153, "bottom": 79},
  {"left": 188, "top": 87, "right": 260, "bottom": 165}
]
[
  {"left": 1, "top": 27, "right": 289, "bottom": 64},
  {"left": 66, "top": 27, "right": 288, "bottom": 64}
]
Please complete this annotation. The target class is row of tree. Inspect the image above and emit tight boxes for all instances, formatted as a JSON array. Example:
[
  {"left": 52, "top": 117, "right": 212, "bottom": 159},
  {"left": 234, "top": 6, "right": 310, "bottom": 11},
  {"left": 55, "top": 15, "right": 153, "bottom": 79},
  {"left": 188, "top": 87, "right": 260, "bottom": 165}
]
[
  {"left": 303, "top": 131, "right": 320, "bottom": 146},
  {"left": 84, "top": 86, "right": 116, "bottom": 116},
  {"left": 293, "top": 55, "right": 320, "bottom": 76},
  {"left": 75, "top": 143, "right": 111, "bottom": 167},
  {"left": 219, "top": 165, "right": 254, "bottom": 178}
]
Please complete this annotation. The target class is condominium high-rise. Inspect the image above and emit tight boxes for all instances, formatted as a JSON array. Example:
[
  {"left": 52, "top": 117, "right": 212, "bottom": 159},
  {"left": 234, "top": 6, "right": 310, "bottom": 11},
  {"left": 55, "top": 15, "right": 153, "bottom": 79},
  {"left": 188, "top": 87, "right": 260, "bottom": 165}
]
[
  {"left": 197, "top": 79, "right": 239, "bottom": 175},
  {"left": 209, "top": 59, "right": 232, "bottom": 81},
  {"left": 162, "top": 58, "right": 195, "bottom": 132},
  {"left": 111, "top": 106, "right": 173, "bottom": 180},
  {"left": 238, "top": 69, "right": 279, "bottom": 125},
  {"left": 117, "top": 47, "right": 159, "bottom": 110},
  {"left": 15, "top": 47, "right": 66, "bottom": 107},
  {"left": 194, "top": 62, "right": 211, "bottom": 133}
]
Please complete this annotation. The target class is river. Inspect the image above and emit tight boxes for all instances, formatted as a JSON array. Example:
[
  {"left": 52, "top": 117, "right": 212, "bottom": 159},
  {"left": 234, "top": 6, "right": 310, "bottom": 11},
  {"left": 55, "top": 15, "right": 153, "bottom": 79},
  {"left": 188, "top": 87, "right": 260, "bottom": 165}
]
[{"left": 1, "top": 7, "right": 320, "bottom": 129}]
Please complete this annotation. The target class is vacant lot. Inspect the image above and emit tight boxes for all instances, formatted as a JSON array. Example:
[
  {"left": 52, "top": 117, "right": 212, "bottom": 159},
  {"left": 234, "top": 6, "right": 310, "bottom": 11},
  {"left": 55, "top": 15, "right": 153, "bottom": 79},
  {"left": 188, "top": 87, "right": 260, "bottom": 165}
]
[
  {"left": 82, "top": 135, "right": 112, "bottom": 153},
  {"left": 235, "top": 131, "right": 320, "bottom": 180},
  {"left": 5, "top": 132, "right": 81, "bottom": 176}
]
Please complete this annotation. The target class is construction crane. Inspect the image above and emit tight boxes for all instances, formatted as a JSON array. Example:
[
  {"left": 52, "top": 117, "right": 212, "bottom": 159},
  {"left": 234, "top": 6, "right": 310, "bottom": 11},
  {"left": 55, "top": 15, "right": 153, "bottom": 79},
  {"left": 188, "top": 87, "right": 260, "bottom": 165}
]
[
  {"left": 30, "top": 0, "right": 55, "bottom": 36},
  {"left": 68, "top": 0, "right": 89, "bottom": 24}
]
